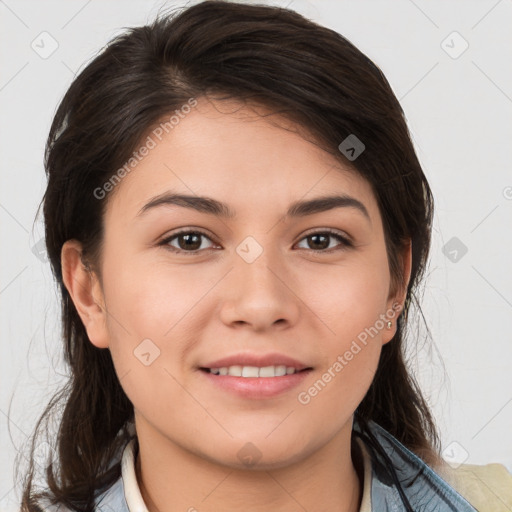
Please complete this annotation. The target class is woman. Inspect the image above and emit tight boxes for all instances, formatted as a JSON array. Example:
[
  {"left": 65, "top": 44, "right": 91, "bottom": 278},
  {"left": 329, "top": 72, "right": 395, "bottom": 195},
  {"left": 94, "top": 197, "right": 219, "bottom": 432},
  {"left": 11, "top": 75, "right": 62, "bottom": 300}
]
[{"left": 18, "top": 1, "right": 512, "bottom": 511}]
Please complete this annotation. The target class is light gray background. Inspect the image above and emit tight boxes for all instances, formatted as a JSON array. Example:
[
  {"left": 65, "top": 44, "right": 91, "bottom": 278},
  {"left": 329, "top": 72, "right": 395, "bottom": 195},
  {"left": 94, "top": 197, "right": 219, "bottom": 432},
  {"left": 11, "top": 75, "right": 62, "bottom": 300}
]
[{"left": 1, "top": 0, "right": 511, "bottom": 510}]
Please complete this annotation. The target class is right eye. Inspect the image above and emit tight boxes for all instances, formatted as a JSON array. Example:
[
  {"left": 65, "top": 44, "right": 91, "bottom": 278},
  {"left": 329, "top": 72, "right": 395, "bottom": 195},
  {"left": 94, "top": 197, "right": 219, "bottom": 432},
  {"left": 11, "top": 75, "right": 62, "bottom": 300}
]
[{"left": 158, "top": 229, "right": 220, "bottom": 254}]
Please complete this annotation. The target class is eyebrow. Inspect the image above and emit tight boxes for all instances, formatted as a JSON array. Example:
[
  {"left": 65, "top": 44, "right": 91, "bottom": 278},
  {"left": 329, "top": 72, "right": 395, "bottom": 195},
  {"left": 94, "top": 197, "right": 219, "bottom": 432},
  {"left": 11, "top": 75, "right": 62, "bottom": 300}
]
[{"left": 136, "top": 191, "right": 370, "bottom": 222}]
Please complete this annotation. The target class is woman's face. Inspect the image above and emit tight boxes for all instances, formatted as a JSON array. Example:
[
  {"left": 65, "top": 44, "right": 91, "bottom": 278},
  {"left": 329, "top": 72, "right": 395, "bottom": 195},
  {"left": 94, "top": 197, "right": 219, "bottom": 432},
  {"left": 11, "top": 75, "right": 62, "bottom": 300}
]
[{"left": 65, "top": 97, "right": 408, "bottom": 469}]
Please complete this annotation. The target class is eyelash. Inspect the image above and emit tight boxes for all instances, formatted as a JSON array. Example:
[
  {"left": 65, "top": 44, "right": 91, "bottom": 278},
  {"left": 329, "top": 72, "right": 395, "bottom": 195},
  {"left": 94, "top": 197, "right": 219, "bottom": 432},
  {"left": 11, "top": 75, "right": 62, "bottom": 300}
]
[{"left": 158, "top": 228, "right": 353, "bottom": 255}]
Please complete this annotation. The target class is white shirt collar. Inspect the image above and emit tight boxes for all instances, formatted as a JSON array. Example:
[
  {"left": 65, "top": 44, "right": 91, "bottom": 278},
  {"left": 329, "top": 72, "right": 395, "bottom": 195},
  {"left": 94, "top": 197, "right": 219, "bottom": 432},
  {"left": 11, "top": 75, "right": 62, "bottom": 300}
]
[{"left": 121, "top": 438, "right": 149, "bottom": 512}]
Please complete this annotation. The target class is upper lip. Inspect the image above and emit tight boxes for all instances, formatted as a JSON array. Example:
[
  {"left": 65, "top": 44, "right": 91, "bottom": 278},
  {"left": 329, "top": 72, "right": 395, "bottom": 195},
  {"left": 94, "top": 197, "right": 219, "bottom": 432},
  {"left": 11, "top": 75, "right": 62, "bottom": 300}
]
[{"left": 200, "top": 352, "right": 312, "bottom": 371}]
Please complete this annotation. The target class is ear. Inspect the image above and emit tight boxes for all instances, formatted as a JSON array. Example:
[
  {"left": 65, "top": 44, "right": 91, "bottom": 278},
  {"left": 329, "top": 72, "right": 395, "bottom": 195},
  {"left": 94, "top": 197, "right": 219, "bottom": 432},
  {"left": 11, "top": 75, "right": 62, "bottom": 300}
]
[
  {"left": 382, "top": 240, "right": 412, "bottom": 345},
  {"left": 61, "top": 240, "right": 110, "bottom": 349}
]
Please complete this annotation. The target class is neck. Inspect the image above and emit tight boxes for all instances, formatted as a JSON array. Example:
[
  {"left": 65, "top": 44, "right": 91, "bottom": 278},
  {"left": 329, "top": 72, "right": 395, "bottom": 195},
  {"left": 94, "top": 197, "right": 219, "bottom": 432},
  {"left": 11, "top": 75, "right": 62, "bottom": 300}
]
[{"left": 134, "top": 421, "right": 363, "bottom": 512}]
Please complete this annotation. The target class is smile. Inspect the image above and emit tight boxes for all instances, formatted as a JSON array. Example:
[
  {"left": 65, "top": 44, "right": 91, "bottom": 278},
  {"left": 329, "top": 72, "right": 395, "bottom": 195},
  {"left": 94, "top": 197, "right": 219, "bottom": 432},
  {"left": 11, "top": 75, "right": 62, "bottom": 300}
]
[
  {"left": 202, "top": 365, "right": 305, "bottom": 377},
  {"left": 199, "top": 366, "right": 313, "bottom": 399}
]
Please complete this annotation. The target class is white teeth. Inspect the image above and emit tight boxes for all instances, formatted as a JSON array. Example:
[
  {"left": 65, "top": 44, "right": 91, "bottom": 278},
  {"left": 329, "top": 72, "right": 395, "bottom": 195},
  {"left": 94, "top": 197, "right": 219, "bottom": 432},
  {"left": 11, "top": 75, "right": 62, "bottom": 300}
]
[
  {"left": 258, "top": 365, "right": 276, "bottom": 377},
  {"left": 275, "top": 365, "right": 287, "bottom": 376},
  {"left": 241, "top": 366, "right": 259, "bottom": 377},
  {"left": 208, "top": 365, "right": 299, "bottom": 377},
  {"left": 228, "top": 365, "right": 242, "bottom": 377}
]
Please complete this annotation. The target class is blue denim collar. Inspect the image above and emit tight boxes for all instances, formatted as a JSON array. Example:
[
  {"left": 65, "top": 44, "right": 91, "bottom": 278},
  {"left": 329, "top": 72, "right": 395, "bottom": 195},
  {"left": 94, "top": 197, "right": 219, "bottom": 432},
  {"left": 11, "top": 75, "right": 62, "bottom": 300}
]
[{"left": 353, "top": 419, "right": 477, "bottom": 511}]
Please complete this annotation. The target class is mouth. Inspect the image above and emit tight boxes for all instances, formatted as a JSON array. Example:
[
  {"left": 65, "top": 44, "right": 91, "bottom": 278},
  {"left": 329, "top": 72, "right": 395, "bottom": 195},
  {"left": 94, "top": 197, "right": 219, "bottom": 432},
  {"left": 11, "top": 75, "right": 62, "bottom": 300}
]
[
  {"left": 199, "top": 365, "right": 312, "bottom": 377},
  {"left": 198, "top": 365, "right": 313, "bottom": 401},
  {"left": 197, "top": 352, "right": 313, "bottom": 398}
]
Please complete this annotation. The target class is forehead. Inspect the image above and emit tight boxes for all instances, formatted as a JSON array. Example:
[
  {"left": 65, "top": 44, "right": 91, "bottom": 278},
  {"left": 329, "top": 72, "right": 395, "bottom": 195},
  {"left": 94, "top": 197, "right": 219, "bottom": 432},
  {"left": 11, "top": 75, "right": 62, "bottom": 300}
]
[{"left": 104, "top": 97, "right": 378, "bottom": 222}]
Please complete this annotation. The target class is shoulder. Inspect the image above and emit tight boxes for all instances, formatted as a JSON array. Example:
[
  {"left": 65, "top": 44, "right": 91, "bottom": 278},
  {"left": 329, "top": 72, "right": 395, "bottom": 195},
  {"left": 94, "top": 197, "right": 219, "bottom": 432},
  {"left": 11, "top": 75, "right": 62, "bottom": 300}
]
[{"left": 433, "top": 459, "right": 512, "bottom": 512}]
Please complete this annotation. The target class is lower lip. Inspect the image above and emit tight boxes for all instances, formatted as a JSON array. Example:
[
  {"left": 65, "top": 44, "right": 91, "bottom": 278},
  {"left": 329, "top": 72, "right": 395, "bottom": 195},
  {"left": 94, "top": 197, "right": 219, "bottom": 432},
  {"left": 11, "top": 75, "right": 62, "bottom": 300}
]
[{"left": 199, "top": 369, "right": 313, "bottom": 399}]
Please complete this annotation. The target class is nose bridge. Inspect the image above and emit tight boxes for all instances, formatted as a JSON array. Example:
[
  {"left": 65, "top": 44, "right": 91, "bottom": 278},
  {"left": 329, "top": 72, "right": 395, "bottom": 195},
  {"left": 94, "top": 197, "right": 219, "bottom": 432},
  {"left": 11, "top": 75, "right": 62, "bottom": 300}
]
[
  {"left": 234, "top": 234, "right": 286, "bottom": 295},
  {"left": 219, "top": 234, "right": 300, "bottom": 329}
]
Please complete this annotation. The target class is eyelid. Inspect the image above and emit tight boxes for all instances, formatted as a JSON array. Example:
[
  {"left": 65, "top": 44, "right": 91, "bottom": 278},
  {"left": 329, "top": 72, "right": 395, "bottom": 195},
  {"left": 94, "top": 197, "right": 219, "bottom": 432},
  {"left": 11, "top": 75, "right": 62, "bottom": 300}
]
[{"left": 299, "top": 227, "right": 353, "bottom": 245}]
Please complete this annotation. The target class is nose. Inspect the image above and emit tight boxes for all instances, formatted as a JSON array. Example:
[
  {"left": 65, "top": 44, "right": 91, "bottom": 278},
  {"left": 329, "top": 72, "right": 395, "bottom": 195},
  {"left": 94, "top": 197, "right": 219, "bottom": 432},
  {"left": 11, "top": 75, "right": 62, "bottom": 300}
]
[{"left": 218, "top": 244, "right": 301, "bottom": 332}]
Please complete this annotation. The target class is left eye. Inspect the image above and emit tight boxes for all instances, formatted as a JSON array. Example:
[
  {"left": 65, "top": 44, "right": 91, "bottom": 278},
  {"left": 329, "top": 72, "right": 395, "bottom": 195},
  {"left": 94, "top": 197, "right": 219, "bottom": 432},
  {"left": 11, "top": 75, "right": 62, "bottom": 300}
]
[
  {"left": 159, "top": 229, "right": 351, "bottom": 254},
  {"left": 160, "top": 230, "right": 217, "bottom": 253},
  {"left": 296, "top": 231, "right": 352, "bottom": 252}
]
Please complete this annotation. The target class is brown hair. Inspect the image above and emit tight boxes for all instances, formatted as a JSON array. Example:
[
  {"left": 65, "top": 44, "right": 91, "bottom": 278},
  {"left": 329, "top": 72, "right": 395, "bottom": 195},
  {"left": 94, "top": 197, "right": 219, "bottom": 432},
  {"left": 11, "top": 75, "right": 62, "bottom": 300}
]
[{"left": 17, "top": 1, "right": 441, "bottom": 510}]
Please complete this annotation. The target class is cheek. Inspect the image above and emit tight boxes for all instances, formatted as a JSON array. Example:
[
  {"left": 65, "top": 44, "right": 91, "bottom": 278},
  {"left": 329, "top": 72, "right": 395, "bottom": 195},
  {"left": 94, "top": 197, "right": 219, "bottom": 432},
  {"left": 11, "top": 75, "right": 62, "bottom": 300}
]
[
  {"left": 297, "top": 266, "right": 388, "bottom": 419},
  {"left": 101, "top": 251, "right": 222, "bottom": 387},
  {"left": 302, "top": 255, "right": 391, "bottom": 341},
  {"left": 298, "top": 255, "right": 389, "bottom": 399},
  {"left": 103, "top": 251, "right": 212, "bottom": 337},
  {"left": 100, "top": 255, "right": 200, "bottom": 425}
]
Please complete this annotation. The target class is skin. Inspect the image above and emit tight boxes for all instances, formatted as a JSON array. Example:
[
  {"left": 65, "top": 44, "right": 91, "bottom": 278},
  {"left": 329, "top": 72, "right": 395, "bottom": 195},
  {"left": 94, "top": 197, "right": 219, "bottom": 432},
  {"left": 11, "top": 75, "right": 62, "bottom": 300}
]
[{"left": 62, "top": 97, "right": 411, "bottom": 512}]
